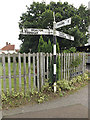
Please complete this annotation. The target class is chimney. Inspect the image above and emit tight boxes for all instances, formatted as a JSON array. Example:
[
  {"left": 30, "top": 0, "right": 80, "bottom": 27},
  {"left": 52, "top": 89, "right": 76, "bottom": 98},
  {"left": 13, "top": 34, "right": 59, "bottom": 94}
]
[{"left": 6, "top": 42, "right": 8, "bottom": 46}]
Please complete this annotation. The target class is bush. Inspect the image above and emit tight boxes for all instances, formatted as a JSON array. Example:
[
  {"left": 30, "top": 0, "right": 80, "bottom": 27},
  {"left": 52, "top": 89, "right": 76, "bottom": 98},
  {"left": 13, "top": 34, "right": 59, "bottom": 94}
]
[
  {"left": 69, "top": 47, "right": 76, "bottom": 53},
  {"left": 57, "top": 79, "right": 71, "bottom": 90},
  {"left": 76, "top": 76, "right": 82, "bottom": 83},
  {"left": 57, "top": 73, "right": 88, "bottom": 91},
  {"left": 82, "top": 73, "right": 88, "bottom": 81},
  {"left": 69, "top": 78, "right": 77, "bottom": 86},
  {"left": 63, "top": 47, "right": 76, "bottom": 53},
  {"left": 70, "top": 55, "right": 82, "bottom": 68},
  {"left": 41, "top": 79, "right": 52, "bottom": 93}
]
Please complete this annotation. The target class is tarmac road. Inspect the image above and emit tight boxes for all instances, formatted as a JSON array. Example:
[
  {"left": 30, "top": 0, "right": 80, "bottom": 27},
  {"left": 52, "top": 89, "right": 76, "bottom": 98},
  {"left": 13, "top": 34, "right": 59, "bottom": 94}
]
[{"left": 2, "top": 85, "right": 88, "bottom": 118}]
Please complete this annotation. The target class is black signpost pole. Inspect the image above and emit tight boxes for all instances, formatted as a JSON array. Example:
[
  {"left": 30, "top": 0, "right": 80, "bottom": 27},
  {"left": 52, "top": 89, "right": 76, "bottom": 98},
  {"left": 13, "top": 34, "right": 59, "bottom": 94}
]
[{"left": 53, "top": 12, "right": 56, "bottom": 93}]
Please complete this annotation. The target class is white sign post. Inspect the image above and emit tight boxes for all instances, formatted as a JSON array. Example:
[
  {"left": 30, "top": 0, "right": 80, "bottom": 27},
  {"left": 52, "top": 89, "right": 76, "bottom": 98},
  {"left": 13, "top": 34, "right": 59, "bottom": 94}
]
[
  {"left": 56, "top": 30, "right": 74, "bottom": 41},
  {"left": 53, "top": 12, "right": 57, "bottom": 93},
  {"left": 20, "top": 28, "right": 74, "bottom": 41},
  {"left": 20, "top": 13, "right": 74, "bottom": 93},
  {"left": 55, "top": 18, "right": 71, "bottom": 29},
  {"left": 21, "top": 28, "right": 53, "bottom": 35}
]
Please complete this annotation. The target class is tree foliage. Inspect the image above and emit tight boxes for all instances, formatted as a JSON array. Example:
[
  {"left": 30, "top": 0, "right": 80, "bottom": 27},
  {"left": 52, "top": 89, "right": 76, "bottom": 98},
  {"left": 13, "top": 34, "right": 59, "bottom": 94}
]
[
  {"left": 19, "top": 1, "right": 90, "bottom": 53},
  {"left": 37, "top": 36, "right": 61, "bottom": 83},
  {"left": 38, "top": 35, "right": 52, "bottom": 53},
  {"left": 63, "top": 47, "right": 76, "bottom": 53}
]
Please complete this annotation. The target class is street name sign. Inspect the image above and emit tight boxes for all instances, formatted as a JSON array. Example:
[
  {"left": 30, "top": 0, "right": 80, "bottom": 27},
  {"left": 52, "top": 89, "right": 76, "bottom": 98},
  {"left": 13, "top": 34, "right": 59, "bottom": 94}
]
[
  {"left": 70, "top": 71, "right": 83, "bottom": 78},
  {"left": 20, "top": 28, "right": 74, "bottom": 41},
  {"left": 56, "top": 30, "right": 74, "bottom": 41},
  {"left": 21, "top": 28, "right": 53, "bottom": 35},
  {"left": 55, "top": 18, "right": 71, "bottom": 29}
]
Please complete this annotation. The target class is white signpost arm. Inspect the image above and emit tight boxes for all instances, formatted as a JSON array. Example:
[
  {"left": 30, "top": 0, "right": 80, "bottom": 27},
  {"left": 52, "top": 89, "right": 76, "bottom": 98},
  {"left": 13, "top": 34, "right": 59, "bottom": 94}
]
[
  {"left": 20, "top": 28, "right": 53, "bottom": 35},
  {"left": 56, "top": 31, "right": 74, "bottom": 41},
  {"left": 55, "top": 18, "right": 71, "bottom": 29},
  {"left": 20, "top": 28, "right": 74, "bottom": 41}
]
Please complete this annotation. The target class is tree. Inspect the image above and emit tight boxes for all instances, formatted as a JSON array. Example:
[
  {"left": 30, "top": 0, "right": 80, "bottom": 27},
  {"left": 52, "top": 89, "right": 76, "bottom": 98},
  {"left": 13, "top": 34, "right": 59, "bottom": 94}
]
[
  {"left": 38, "top": 35, "right": 45, "bottom": 52},
  {"left": 37, "top": 36, "right": 61, "bottom": 83},
  {"left": 47, "top": 39, "right": 52, "bottom": 53},
  {"left": 63, "top": 47, "right": 76, "bottom": 53},
  {"left": 19, "top": 1, "right": 89, "bottom": 53},
  {"left": 56, "top": 40, "right": 61, "bottom": 81},
  {"left": 38, "top": 36, "right": 52, "bottom": 53}
]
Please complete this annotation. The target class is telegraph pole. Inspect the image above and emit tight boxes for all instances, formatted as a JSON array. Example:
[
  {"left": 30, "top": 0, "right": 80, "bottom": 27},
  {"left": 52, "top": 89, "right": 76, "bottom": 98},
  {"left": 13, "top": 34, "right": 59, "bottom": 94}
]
[{"left": 53, "top": 12, "right": 57, "bottom": 93}]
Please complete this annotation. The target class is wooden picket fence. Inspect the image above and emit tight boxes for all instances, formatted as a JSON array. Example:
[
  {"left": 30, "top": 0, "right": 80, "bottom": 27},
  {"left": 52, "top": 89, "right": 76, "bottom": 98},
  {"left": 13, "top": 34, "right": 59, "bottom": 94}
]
[{"left": 0, "top": 52, "right": 87, "bottom": 93}]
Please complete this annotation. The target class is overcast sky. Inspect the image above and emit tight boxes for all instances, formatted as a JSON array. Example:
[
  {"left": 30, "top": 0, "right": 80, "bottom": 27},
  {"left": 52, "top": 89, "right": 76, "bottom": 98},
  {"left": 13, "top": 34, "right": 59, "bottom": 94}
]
[{"left": 0, "top": 0, "right": 89, "bottom": 49}]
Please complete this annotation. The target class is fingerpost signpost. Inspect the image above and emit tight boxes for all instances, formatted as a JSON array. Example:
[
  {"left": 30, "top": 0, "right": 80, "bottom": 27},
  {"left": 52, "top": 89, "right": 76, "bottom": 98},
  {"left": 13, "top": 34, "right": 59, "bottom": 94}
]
[{"left": 20, "top": 12, "right": 74, "bottom": 93}]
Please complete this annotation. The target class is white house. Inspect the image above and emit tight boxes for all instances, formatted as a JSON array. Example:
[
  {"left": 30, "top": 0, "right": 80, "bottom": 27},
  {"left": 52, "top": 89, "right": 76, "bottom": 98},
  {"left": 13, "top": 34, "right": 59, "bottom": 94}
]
[{"left": 0, "top": 42, "right": 19, "bottom": 54}]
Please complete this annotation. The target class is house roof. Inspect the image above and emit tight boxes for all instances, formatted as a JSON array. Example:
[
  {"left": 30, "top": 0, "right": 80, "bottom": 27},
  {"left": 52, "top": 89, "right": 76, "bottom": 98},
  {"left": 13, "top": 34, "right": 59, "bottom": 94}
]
[{"left": 1, "top": 44, "right": 15, "bottom": 51}]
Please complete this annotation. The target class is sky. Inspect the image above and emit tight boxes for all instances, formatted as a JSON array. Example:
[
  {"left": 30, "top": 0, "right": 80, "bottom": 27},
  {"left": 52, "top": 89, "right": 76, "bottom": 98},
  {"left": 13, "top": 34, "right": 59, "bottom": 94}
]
[{"left": 0, "top": 0, "right": 89, "bottom": 49}]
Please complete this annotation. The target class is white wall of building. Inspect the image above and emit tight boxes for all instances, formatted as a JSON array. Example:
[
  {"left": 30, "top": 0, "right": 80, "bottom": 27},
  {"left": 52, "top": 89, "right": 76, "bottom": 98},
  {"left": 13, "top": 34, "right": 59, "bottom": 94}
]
[{"left": 0, "top": 50, "right": 17, "bottom": 54}]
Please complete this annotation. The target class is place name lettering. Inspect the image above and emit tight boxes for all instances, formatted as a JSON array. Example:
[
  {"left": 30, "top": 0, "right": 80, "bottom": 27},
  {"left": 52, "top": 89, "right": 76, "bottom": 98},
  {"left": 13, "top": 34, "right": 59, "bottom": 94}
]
[
  {"left": 57, "top": 21, "right": 65, "bottom": 26},
  {"left": 70, "top": 71, "right": 83, "bottom": 78}
]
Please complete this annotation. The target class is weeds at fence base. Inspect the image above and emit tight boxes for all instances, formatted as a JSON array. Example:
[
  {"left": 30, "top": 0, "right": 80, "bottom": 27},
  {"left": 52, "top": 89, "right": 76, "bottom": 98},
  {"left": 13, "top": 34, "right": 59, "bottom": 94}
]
[{"left": 1, "top": 73, "right": 88, "bottom": 110}]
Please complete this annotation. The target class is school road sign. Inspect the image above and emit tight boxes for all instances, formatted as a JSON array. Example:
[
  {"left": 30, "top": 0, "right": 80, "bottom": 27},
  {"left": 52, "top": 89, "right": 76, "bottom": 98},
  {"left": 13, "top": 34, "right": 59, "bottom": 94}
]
[
  {"left": 21, "top": 28, "right": 74, "bottom": 41},
  {"left": 55, "top": 18, "right": 71, "bottom": 29}
]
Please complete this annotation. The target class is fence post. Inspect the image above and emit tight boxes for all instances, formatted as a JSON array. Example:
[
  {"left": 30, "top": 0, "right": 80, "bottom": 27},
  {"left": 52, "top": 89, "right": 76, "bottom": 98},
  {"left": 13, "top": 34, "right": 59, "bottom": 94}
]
[
  {"left": 74, "top": 53, "right": 75, "bottom": 72},
  {"left": 13, "top": 53, "right": 16, "bottom": 92},
  {"left": 8, "top": 53, "right": 11, "bottom": 93},
  {"left": 85, "top": 53, "right": 87, "bottom": 72},
  {"left": 68, "top": 53, "right": 70, "bottom": 80},
  {"left": 33, "top": 53, "right": 36, "bottom": 88},
  {"left": 2, "top": 54, "right": 6, "bottom": 93},
  {"left": 43, "top": 53, "right": 45, "bottom": 83},
  {"left": 66, "top": 54, "right": 67, "bottom": 80},
  {"left": 18, "top": 53, "right": 21, "bottom": 92},
  {"left": 83, "top": 53, "right": 85, "bottom": 73},
  {"left": 64, "top": 53, "right": 65, "bottom": 79},
  {"left": 46, "top": 53, "right": 49, "bottom": 79},
  {"left": 61, "top": 53, "right": 63, "bottom": 80},
  {"left": 77, "top": 53, "right": 79, "bottom": 72},
  {"left": 40, "top": 52, "right": 44, "bottom": 87},
  {"left": 71, "top": 53, "right": 73, "bottom": 74},
  {"left": 23, "top": 53, "right": 26, "bottom": 94},
  {"left": 28, "top": 53, "right": 31, "bottom": 91},
  {"left": 37, "top": 53, "right": 40, "bottom": 91}
]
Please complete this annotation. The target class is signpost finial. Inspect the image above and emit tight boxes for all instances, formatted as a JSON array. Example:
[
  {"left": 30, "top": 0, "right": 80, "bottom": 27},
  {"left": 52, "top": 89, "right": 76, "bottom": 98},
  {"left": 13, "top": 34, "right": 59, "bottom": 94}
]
[{"left": 53, "top": 12, "right": 55, "bottom": 22}]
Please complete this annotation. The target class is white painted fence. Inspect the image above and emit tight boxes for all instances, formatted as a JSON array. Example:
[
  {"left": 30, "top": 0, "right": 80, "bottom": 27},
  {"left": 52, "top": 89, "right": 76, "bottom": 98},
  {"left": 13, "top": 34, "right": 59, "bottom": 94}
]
[{"left": 0, "top": 52, "right": 87, "bottom": 93}]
